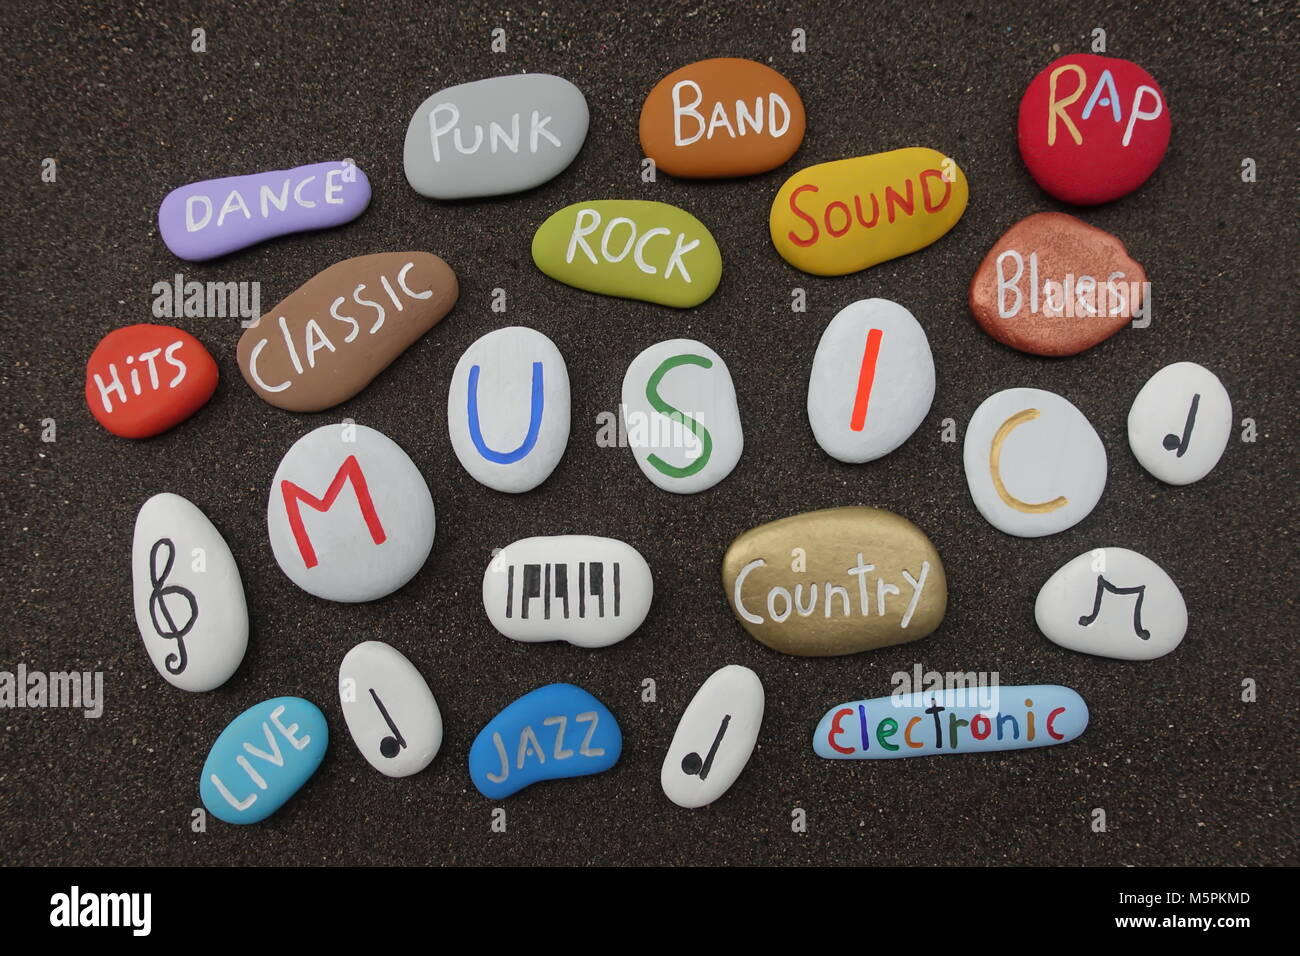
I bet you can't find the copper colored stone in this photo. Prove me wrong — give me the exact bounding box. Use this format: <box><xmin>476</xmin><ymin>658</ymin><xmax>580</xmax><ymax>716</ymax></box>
<box><xmin>238</xmin><ymin>252</ymin><xmax>457</xmax><ymax>411</ymax></box>
<box><xmin>969</xmin><ymin>212</ymin><xmax>1147</xmax><ymax>357</ymax></box>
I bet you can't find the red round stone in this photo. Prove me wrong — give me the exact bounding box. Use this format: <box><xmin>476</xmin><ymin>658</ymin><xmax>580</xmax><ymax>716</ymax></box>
<box><xmin>85</xmin><ymin>324</ymin><xmax>218</xmax><ymax>438</ymax></box>
<box><xmin>1018</xmin><ymin>53</ymin><xmax>1170</xmax><ymax>205</ymax></box>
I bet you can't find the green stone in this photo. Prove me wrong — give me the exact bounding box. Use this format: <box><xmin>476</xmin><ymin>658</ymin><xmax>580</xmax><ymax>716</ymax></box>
<box><xmin>531</xmin><ymin>200</ymin><xmax>722</xmax><ymax>308</ymax></box>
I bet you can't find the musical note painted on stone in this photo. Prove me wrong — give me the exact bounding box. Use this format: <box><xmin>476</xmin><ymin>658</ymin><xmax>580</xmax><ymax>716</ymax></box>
<box><xmin>369</xmin><ymin>688</ymin><xmax>407</xmax><ymax>758</ymax></box>
<box><xmin>681</xmin><ymin>714</ymin><xmax>731</xmax><ymax>780</ymax></box>
<box><xmin>1162</xmin><ymin>393</ymin><xmax>1200</xmax><ymax>458</ymax></box>
<box><xmin>1078</xmin><ymin>575</ymin><xmax>1151</xmax><ymax>640</ymax></box>
<box><xmin>148</xmin><ymin>538</ymin><xmax>197</xmax><ymax>675</ymax></box>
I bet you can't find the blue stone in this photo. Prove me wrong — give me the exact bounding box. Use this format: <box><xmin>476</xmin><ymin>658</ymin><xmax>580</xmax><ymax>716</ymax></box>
<box><xmin>199</xmin><ymin>696</ymin><xmax>328</xmax><ymax>824</ymax></box>
<box><xmin>469</xmin><ymin>683</ymin><xmax>621</xmax><ymax>798</ymax></box>
<box><xmin>813</xmin><ymin>684</ymin><xmax>1088</xmax><ymax>759</ymax></box>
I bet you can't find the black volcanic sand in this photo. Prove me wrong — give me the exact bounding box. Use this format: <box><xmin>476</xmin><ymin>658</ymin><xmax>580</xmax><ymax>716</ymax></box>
<box><xmin>1</xmin><ymin>1</ymin><xmax>1295</xmax><ymax>866</ymax></box>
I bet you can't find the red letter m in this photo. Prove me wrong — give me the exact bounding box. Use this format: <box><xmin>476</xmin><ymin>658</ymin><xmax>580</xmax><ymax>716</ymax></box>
<box><xmin>280</xmin><ymin>455</ymin><xmax>387</xmax><ymax>569</ymax></box>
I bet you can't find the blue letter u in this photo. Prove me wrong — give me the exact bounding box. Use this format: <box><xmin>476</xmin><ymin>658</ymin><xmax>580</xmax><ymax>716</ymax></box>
<box><xmin>468</xmin><ymin>362</ymin><xmax>544</xmax><ymax>464</ymax></box>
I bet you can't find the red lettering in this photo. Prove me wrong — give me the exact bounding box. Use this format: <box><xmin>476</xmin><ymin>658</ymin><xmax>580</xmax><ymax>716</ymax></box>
<box><xmin>1046</xmin><ymin>707</ymin><xmax>1066</xmax><ymax>740</ymax></box>
<box><xmin>970</xmin><ymin>713</ymin><xmax>991</xmax><ymax>740</ymax></box>
<box><xmin>281</xmin><ymin>455</ymin><xmax>387</xmax><ymax>569</ymax></box>
<box><xmin>825</xmin><ymin>200</ymin><xmax>852</xmax><ymax>237</ymax></box>
<box><xmin>827</xmin><ymin>707</ymin><xmax>855</xmax><ymax>755</ymax></box>
<box><xmin>787</xmin><ymin>184</ymin><xmax>821</xmax><ymax>247</ymax></box>
<box><xmin>853</xmin><ymin>192</ymin><xmax>880</xmax><ymax>228</ymax></box>
<box><xmin>884</xmin><ymin>180</ymin><xmax>915</xmax><ymax>223</ymax></box>
<box><xmin>919</xmin><ymin>168</ymin><xmax>952</xmax><ymax>213</ymax></box>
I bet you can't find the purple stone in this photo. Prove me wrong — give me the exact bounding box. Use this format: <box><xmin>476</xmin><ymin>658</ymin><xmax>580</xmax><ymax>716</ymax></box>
<box><xmin>157</xmin><ymin>160</ymin><xmax>371</xmax><ymax>261</ymax></box>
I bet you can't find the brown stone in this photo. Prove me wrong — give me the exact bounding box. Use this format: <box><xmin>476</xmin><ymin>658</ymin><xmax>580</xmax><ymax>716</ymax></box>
<box><xmin>639</xmin><ymin>58</ymin><xmax>805</xmax><ymax>179</ymax></box>
<box><xmin>968</xmin><ymin>212</ymin><xmax>1147</xmax><ymax>357</ymax></box>
<box><xmin>238</xmin><ymin>252</ymin><xmax>457</xmax><ymax>411</ymax></box>
<box><xmin>721</xmin><ymin>507</ymin><xmax>947</xmax><ymax>657</ymax></box>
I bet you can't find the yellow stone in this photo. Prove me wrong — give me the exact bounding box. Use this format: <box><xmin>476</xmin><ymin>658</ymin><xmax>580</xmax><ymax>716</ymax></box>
<box><xmin>721</xmin><ymin>506</ymin><xmax>947</xmax><ymax>656</ymax></box>
<box><xmin>768</xmin><ymin>147</ymin><xmax>969</xmax><ymax>276</ymax></box>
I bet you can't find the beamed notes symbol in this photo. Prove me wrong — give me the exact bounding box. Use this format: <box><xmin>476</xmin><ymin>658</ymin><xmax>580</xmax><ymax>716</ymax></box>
<box><xmin>1078</xmin><ymin>575</ymin><xmax>1151</xmax><ymax>640</ymax></box>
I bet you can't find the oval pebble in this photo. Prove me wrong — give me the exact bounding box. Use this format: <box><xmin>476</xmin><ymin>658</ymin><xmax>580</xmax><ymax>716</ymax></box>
<box><xmin>159</xmin><ymin>160</ymin><xmax>370</xmax><ymax>261</ymax></box>
<box><xmin>769</xmin><ymin>147</ymin><xmax>969</xmax><ymax>276</ymax></box>
<box><xmin>532</xmin><ymin>200</ymin><xmax>722</xmax><ymax>308</ymax></box>
<box><xmin>661</xmin><ymin>665</ymin><xmax>764</xmax><ymax>809</ymax></box>
<box><xmin>1127</xmin><ymin>362</ymin><xmax>1232</xmax><ymax>485</ymax></box>
<box><xmin>963</xmin><ymin>387</ymin><xmax>1107</xmax><ymax>538</ymax></box>
<box><xmin>403</xmin><ymin>74</ymin><xmax>589</xmax><ymax>200</ymax></box>
<box><xmin>1018</xmin><ymin>54</ymin><xmax>1170</xmax><ymax>205</ymax></box>
<box><xmin>237</xmin><ymin>251</ymin><xmax>458</xmax><ymax>412</ymax></box>
<box><xmin>448</xmin><ymin>326</ymin><xmax>570</xmax><ymax>493</ymax></box>
<box><xmin>807</xmin><ymin>298</ymin><xmax>935</xmax><ymax>463</ymax></box>
<box><xmin>1035</xmin><ymin>547</ymin><xmax>1187</xmax><ymax>660</ymax></box>
<box><xmin>621</xmin><ymin>338</ymin><xmax>743</xmax><ymax>494</ymax></box>
<box><xmin>968</xmin><ymin>212</ymin><xmax>1147</xmax><ymax>357</ymax></box>
<box><xmin>814</xmin><ymin>685</ymin><xmax>1088</xmax><ymax>759</ymax></box>
<box><xmin>199</xmin><ymin>696</ymin><xmax>328</xmax><ymax>824</ymax></box>
<box><xmin>468</xmin><ymin>684</ymin><xmax>621</xmax><ymax>799</ymax></box>
<box><xmin>483</xmin><ymin>535</ymin><xmax>653</xmax><ymax>649</ymax></box>
<box><xmin>638</xmin><ymin>57</ymin><xmax>805</xmax><ymax>178</ymax></box>
<box><xmin>132</xmin><ymin>493</ymin><xmax>248</xmax><ymax>692</ymax></box>
<box><xmin>339</xmin><ymin>641</ymin><xmax>443</xmax><ymax>777</ymax></box>
<box><xmin>85</xmin><ymin>324</ymin><xmax>218</xmax><ymax>439</ymax></box>
<box><xmin>267</xmin><ymin>423</ymin><xmax>434</xmax><ymax>603</ymax></box>
<box><xmin>721</xmin><ymin>506</ymin><xmax>947</xmax><ymax>657</ymax></box>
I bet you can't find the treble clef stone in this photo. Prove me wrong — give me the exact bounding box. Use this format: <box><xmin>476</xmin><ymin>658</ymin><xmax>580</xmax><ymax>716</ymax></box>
<box><xmin>148</xmin><ymin>537</ymin><xmax>197</xmax><ymax>675</ymax></box>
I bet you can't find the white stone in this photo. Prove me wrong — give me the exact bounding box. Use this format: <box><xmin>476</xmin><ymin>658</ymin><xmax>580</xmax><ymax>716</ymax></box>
<box><xmin>621</xmin><ymin>338</ymin><xmax>742</xmax><ymax>494</ymax></box>
<box><xmin>339</xmin><ymin>641</ymin><xmax>443</xmax><ymax>777</ymax></box>
<box><xmin>268</xmin><ymin>423</ymin><xmax>435</xmax><ymax>603</ymax></box>
<box><xmin>132</xmin><ymin>493</ymin><xmax>248</xmax><ymax>692</ymax></box>
<box><xmin>1035</xmin><ymin>548</ymin><xmax>1187</xmax><ymax>660</ymax></box>
<box><xmin>661</xmin><ymin>665</ymin><xmax>764</xmax><ymax>809</ymax></box>
<box><xmin>1128</xmin><ymin>361</ymin><xmax>1232</xmax><ymax>485</ymax></box>
<box><xmin>447</xmin><ymin>326</ymin><xmax>570</xmax><ymax>493</ymax></box>
<box><xmin>807</xmin><ymin>298</ymin><xmax>935</xmax><ymax>463</ymax></box>
<box><xmin>963</xmin><ymin>387</ymin><xmax>1107</xmax><ymax>537</ymax></box>
<box><xmin>483</xmin><ymin>535</ymin><xmax>653</xmax><ymax>648</ymax></box>
<box><xmin>403</xmin><ymin>74</ymin><xmax>590</xmax><ymax>200</ymax></box>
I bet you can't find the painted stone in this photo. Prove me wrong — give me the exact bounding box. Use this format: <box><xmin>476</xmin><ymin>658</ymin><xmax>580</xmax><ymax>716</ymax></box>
<box><xmin>621</xmin><ymin>339</ymin><xmax>742</xmax><ymax>494</ymax></box>
<box><xmin>807</xmin><ymin>299</ymin><xmax>934</xmax><ymax>463</ymax></box>
<box><xmin>159</xmin><ymin>160</ymin><xmax>370</xmax><ymax>261</ymax></box>
<box><xmin>132</xmin><ymin>493</ymin><xmax>247</xmax><ymax>692</ymax></box>
<box><xmin>1128</xmin><ymin>362</ymin><xmax>1232</xmax><ymax>485</ymax></box>
<box><xmin>721</xmin><ymin>506</ymin><xmax>947</xmax><ymax>657</ymax></box>
<box><xmin>403</xmin><ymin>74</ymin><xmax>589</xmax><ymax>199</ymax></box>
<box><xmin>963</xmin><ymin>388</ymin><xmax>1106</xmax><ymax>538</ymax></box>
<box><xmin>237</xmin><ymin>252</ymin><xmax>458</xmax><ymax>412</ymax></box>
<box><xmin>769</xmin><ymin>147</ymin><xmax>968</xmax><ymax>276</ymax></box>
<box><xmin>968</xmin><ymin>212</ymin><xmax>1147</xmax><ymax>356</ymax></box>
<box><xmin>483</xmin><ymin>535</ymin><xmax>653</xmax><ymax>649</ymax></box>
<box><xmin>531</xmin><ymin>200</ymin><xmax>722</xmax><ymax>308</ymax></box>
<box><xmin>468</xmin><ymin>684</ymin><xmax>621</xmax><ymax>799</ymax></box>
<box><xmin>267</xmin><ymin>423</ymin><xmax>434</xmax><ymax>603</ymax></box>
<box><xmin>85</xmin><ymin>325</ymin><xmax>217</xmax><ymax>438</ymax></box>
<box><xmin>339</xmin><ymin>641</ymin><xmax>442</xmax><ymax>777</ymax></box>
<box><xmin>1018</xmin><ymin>54</ymin><xmax>1170</xmax><ymax>205</ymax></box>
<box><xmin>447</xmin><ymin>327</ymin><xmax>570</xmax><ymax>493</ymax></box>
<box><xmin>199</xmin><ymin>696</ymin><xmax>328</xmax><ymax>824</ymax></box>
<box><xmin>814</xmin><ymin>685</ymin><xmax>1088</xmax><ymax>759</ymax></box>
<box><xmin>661</xmin><ymin>665</ymin><xmax>764</xmax><ymax>809</ymax></box>
<box><xmin>1035</xmin><ymin>548</ymin><xmax>1187</xmax><ymax>661</ymax></box>
<box><xmin>638</xmin><ymin>58</ymin><xmax>805</xmax><ymax>178</ymax></box>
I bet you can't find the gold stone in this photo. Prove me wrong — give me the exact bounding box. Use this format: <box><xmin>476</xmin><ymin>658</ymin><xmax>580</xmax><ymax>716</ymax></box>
<box><xmin>721</xmin><ymin>506</ymin><xmax>947</xmax><ymax>656</ymax></box>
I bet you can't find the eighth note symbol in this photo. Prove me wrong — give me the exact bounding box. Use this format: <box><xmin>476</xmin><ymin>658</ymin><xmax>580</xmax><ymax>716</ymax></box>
<box><xmin>682</xmin><ymin>714</ymin><xmax>731</xmax><ymax>780</ymax></box>
<box><xmin>369</xmin><ymin>688</ymin><xmax>407</xmax><ymax>758</ymax></box>
<box><xmin>1162</xmin><ymin>393</ymin><xmax>1200</xmax><ymax>458</ymax></box>
<box><xmin>1079</xmin><ymin>575</ymin><xmax>1151</xmax><ymax>640</ymax></box>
